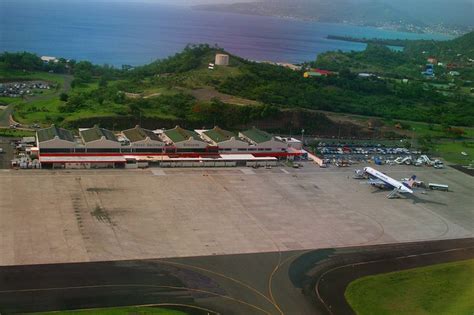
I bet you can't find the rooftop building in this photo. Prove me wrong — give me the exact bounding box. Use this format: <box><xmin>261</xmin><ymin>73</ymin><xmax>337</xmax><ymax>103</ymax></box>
<box><xmin>36</xmin><ymin>125</ymin><xmax>76</xmax><ymax>150</ymax></box>
<box><xmin>40</xmin><ymin>56</ymin><xmax>58</xmax><ymax>63</ymax></box>
<box><xmin>79</xmin><ymin>125</ymin><xmax>120</xmax><ymax>149</ymax></box>
<box><xmin>239</xmin><ymin>127</ymin><xmax>273</xmax><ymax>144</ymax></box>
<box><xmin>122</xmin><ymin>125</ymin><xmax>164</xmax><ymax>150</ymax></box>
<box><xmin>80</xmin><ymin>125</ymin><xmax>117</xmax><ymax>143</ymax></box>
<box><xmin>202</xmin><ymin>126</ymin><xmax>235</xmax><ymax>144</ymax></box>
<box><xmin>201</xmin><ymin>126</ymin><xmax>249</xmax><ymax>151</ymax></box>
<box><xmin>163</xmin><ymin>126</ymin><xmax>201</xmax><ymax>143</ymax></box>
<box><xmin>304</xmin><ymin>69</ymin><xmax>335</xmax><ymax>78</ymax></box>
<box><xmin>162</xmin><ymin>126</ymin><xmax>207</xmax><ymax>150</ymax></box>
<box><xmin>122</xmin><ymin>125</ymin><xmax>161</xmax><ymax>143</ymax></box>
<box><xmin>37</xmin><ymin>125</ymin><xmax>74</xmax><ymax>143</ymax></box>
<box><xmin>239</xmin><ymin>127</ymin><xmax>287</xmax><ymax>152</ymax></box>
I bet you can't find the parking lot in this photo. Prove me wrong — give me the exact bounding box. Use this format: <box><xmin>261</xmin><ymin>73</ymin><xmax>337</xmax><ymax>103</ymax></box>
<box><xmin>0</xmin><ymin>164</ymin><xmax>472</xmax><ymax>266</ymax></box>
<box><xmin>314</xmin><ymin>142</ymin><xmax>444</xmax><ymax>167</ymax></box>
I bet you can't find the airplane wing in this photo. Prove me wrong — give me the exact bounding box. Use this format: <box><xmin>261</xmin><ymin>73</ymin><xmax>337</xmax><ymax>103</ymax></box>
<box><xmin>368</xmin><ymin>178</ymin><xmax>390</xmax><ymax>186</ymax></box>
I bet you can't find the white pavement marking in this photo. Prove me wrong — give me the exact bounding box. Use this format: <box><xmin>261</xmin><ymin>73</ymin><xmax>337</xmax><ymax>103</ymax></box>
<box><xmin>240</xmin><ymin>169</ymin><xmax>255</xmax><ymax>175</ymax></box>
<box><xmin>151</xmin><ymin>169</ymin><xmax>166</xmax><ymax>176</ymax></box>
<box><xmin>280</xmin><ymin>169</ymin><xmax>290</xmax><ymax>174</ymax></box>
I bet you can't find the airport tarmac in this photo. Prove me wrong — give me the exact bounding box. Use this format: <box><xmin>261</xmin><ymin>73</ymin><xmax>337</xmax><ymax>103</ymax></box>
<box><xmin>0</xmin><ymin>164</ymin><xmax>472</xmax><ymax>266</ymax></box>
<box><xmin>0</xmin><ymin>137</ymin><xmax>14</xmax><ymax>169</ymax></box>
<box><xmin>1</xmin><ymin>238</ymin><xmax>472</xmax><ymax>314</ymax></box>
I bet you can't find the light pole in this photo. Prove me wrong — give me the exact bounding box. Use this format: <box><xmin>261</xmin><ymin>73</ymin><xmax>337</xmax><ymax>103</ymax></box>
<box><xmin>301</xmin><ymin>129</ymin><xmax>305</xmax><ymax>146</ymax></box>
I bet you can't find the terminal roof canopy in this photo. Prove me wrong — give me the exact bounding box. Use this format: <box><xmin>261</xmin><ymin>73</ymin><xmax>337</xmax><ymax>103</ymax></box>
<box><xmin>80</xmin><ymin>125</ymin><xmax>118</xmax><ymax>143</ymax></box>
<box><xmin>37</xmin><ymin>125</ymin><xmax>74</xmax><ymax>143</ymax></box>
<box><xmin>203</xmin><ymin>126</ymin><xmax>236</xmax><ymax>143</ymax></box>
<box><xmin>241</xmin><ymin>127</ymin><xmax>273</xmax><ymax>144</ymax></box>
<box><xmin>122</xmin><ymin>125</ymin><xmax>161</xmax><ymax>142</ymax></box>
<box><xmin>164</xmin><ymin>126</ymin><xmax>203</xmax><ymax>143</ymax></box>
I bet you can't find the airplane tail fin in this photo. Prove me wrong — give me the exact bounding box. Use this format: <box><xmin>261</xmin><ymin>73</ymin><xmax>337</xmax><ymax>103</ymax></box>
<box><xmin>407</xmin><ymin>175</ymin><xmax>417</xmax><ymax>188</ymax></box>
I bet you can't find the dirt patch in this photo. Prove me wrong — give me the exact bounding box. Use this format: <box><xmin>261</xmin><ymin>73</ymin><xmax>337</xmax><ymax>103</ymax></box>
<box><xmin>189</xmin><ymin>87</ymin><xmax>259</xmax><ymax>106</ymax></box>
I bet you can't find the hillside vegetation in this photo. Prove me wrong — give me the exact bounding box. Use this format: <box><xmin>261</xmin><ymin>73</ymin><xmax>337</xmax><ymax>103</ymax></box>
<box><xmin>1</xmin><ymin>34</ymin><xmax>474</xmax><ymax>134</ymax></box>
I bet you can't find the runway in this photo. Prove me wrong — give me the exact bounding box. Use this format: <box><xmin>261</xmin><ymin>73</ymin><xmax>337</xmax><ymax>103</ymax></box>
<box><xmin>1</xmin><ymin>238</ymin><xmax>473</xmax><ymax>314</ymax></box>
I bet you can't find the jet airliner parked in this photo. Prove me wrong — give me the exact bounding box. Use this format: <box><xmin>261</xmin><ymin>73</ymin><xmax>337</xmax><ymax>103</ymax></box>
<box><xmin>362</xmin><ymin>167</ymin><xmax>417</xmax><ymax>198</ymax></box>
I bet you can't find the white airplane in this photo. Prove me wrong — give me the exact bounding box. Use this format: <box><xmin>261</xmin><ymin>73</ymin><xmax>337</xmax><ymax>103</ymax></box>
<box><xmin>363</xmin><ymin>167</ymin><xmax>417</xmax><ymax>199</ymax></box>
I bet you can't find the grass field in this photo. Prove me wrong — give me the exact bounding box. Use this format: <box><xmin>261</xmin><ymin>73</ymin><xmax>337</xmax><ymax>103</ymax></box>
<box><xmin>0</xmin><ymin>65</ymin><xmax>65</xmax><ymax>86</ymax></box>
<box><xmin>31</xmin><ymin>306</ymin><xmax>188</xmax><ymax>315</ymax></box>
<box><xmin>0</xmin><ymin>128</ymin><xmax>35</xmax><ymax>137</ymax></box>
<box><xmin>345</xmin><ymin>259</ymin><xmax>474</xmax><ymax>315</ymax></box>
<box><xmin>433</xmin><ymin>141</ymin><xmax>474</xmax><ymax>165</ymax></box>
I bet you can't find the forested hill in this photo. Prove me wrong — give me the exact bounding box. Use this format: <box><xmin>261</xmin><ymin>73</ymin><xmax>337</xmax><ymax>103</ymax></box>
<box><xmin>400</xmin><ymin>31</ymin><xmax>474</xmax><ymax>59</ymax></box>
<box><xmin>2</xmin><ymin>38</ymin><xmax>474</xmax><ymax>128</ymax></box>
<box><xmin>327</xmin><ymin>31</ymin><xmax>474</xmax><ymax>60</ymax></box>
<box><xmin>450</xmin><ymin>31</ymin><xmax>474</xmax><ymax>51</ymax></box>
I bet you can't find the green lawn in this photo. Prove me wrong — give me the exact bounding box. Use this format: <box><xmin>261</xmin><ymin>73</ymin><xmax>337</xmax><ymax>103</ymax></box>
<box><xmin>174</xmin><ymin>66</ymin><xmax>242</xmax><ymax>89</ymax></box>
<box><xmin>433</xmin><ymin>141</ymin><xmax>474</xmax><ymax>165</ymax></box>
<box><xmin>410</xmin><ymin>121</ymin><xmax>474</xmax><ymax>139</ymax></box>
<box><xmin>0</xmin><ymin>96</ymin><xmax>25</xmax><ymax>106</ymax></box>
<box><xmin>345</xmin><ymin>259</ymin><xmax>474</xmax><ymax>315</ymax></box>
<box><xmin>0</xmin><ymin>66</ymin><xmax>65</xmax><ymax>86</ymax></box>
<box><xmin>0</xmin><ymin>128</ymin><xmax>35</xmax><ymax>137</ymax></box>
<box><xmin>30</xmin><ymin>306</ymin><xmax>188</xmax><ymax>315</ymax></box>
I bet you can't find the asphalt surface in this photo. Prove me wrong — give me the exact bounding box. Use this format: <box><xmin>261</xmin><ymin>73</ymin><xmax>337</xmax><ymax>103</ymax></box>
<box><xmin>0</xmin><ymin>105</ymin><xmax>14</xmax><ymax>128</ymax></box>
<box><xmin>0</xmin><ymin>137</ymin><xmax>16</xmax><ymax>169</ymax></box>
<box><xmin>1</xmin><ymin>238</ymin><xmax>473</xmax><ymax>314</ymax></box>
<box><xmin>311</xmin><ymin>238</ymin><xmax>474</xmax><ymax>314</ymax></box>
<box><xmin>451</xmin><ymin>164</ymin><xmax>474</xmax><ymax>177</ymax></box>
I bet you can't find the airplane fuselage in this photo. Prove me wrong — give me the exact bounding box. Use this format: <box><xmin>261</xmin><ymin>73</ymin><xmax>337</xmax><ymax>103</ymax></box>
<box><xmin>364</xmin><ymin>167</ymin><xmax>414</xmax><ymax>194</ymax></box>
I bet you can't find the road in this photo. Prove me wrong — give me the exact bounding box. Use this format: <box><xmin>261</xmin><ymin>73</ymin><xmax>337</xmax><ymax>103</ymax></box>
<box><xmin>1</xmin><ymin>238</ymin><xmax>472</xmax><ymax>314</ymax></box>
<box><xmin>0</xmin><ymin>137</ymin><xmax>16</xmax><ymax>169</ymax></box>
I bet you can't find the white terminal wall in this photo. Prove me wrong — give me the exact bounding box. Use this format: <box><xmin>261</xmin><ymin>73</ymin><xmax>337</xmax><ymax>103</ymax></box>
<box><xmin>129</xmin><ymin>138</ymin><xmax>165</xmax><ymax>149</ymax></box>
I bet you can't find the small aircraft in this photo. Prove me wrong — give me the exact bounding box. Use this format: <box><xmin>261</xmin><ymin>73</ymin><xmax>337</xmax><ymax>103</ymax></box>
<box><xmin>360</xmin><ymin>167</ymin><xmax>417</xmax><ymax>199</ymax></box>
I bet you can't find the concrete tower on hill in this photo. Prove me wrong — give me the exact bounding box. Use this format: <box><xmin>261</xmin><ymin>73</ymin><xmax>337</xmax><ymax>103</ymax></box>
<box><xmin>215</xmin><ymin>54</ymin><xmax>229</xmax><ymax>66</ymax></box>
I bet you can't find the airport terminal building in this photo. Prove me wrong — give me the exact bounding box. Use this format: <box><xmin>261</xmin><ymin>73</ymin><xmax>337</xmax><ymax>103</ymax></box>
<box><xmin>35</xmin><ymin>125</ymin><xmax>302</xmax><ymax>169</ymax></box>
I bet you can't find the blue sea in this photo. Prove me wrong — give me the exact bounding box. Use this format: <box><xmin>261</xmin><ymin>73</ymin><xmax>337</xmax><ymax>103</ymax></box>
<box><xmin>0</xmin><ymin>0</ymin><xmax>453</xmax><ymax>67</ymax></box>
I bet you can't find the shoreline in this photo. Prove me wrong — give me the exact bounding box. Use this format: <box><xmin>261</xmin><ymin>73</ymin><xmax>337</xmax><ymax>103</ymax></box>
<box><xmin>192</xmin><ymin>7</ymin><xmax>465</xmax><ymax>38</ymax></box>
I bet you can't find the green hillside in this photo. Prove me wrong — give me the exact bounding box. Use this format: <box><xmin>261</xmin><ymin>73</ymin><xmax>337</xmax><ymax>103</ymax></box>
<box><xmin>1</xmin><ymin>35</ymin><xmax>474</xmax><ymax>133</ymax></box>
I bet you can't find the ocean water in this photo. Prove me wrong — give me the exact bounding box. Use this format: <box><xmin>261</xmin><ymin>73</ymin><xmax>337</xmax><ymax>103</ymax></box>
<box><xmin>0</xmin><ymin>0</ymin><xmax>452</xmax><ymax>67</ymax></box>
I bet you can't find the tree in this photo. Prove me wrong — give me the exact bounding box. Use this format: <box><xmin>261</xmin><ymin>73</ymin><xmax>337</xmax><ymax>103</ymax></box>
<box><xmin>129</xmin><ymin>102</ymin><xmax>142</xmax><ymax>117</ymax></box>
<box><xmin>59</xmin><ymin>93</ymin><xmax>69</xmax><ymax>102</ymax></box>
<box><xmin>0</xmin><ymin>52</ymin><xmax>43</xmax><ymax>71</ymax></box>
<box><xmin>98</xmin><ymin>76</ymin><xmax>108</xmax><ymax>88</ymax></box>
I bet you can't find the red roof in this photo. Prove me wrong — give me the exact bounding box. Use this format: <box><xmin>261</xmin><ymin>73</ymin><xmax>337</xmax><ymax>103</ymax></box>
<box><xmin>312</xmin><ymin>69</ymin><xmax>334</xmax><ymax>75</ymax></box>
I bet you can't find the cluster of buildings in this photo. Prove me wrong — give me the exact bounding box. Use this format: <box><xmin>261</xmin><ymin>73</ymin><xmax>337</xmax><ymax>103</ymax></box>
<box><xmin>34</xmin><ymin>125</ymin><xmax>303</xmax><ymax>169</ymax></box>
<box><xmin>423</xmin><ymin>55</ymin><xmax>471</xmax><ymax>79</ymax></box>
